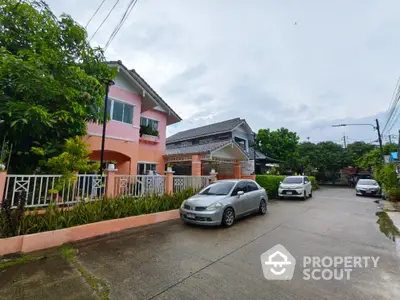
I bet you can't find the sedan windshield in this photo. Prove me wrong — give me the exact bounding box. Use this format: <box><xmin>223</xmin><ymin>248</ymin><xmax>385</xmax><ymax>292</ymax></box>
<box><xmin>200</xmin><ymin>182</ymin><xmax>235</xmax><ymax>195</ymax></box>
<box><xmin>283</xmin><ymin>177</ymin><xmax>303</xmax><ymax>184</ymax></box>
<box><xmin>358</xmin><ymin>179</ymin><xmax>377</xmax><ymax>186</ymax></box>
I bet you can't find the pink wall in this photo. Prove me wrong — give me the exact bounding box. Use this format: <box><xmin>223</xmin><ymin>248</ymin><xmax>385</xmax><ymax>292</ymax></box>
<box><xmin>86</xmin><ymin>72</ymin><xmax>170</xmax><ymax>174</ymax></box>
<box><xmin>140</xmin><ymin>109</ymin><xmax>167</xmax><ymax>152</ymax></box>
<box><xmin>87</xmin><ymin>85</ymin><xmax>142</xmax><ymax>141</ymax></box>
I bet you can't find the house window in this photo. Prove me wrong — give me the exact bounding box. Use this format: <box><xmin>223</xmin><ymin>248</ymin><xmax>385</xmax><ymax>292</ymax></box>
<box><xmin>234</xmin><ymin>136</ymin><xmax>247</xmax><ymax>151</ymax></box>
<box><xmin>140</xmin><ymin>117</ymin><xmax>159</xmax><ymax>131</ymax></box>
<box><xmin>137</xmin><ymin>163</ymin><xmax>157</xmax><ymax>175</ymax></box>
<box><xmin>107</xmin><ymin>99</ymin><xmax>133</xmax><ymax>124</ymax></box>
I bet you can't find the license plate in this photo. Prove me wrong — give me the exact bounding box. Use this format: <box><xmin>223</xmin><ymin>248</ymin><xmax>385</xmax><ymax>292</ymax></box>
<box><xmin>186</xmin><ymin>213</ymin><xmax>196</xmax><ymax>219</ymax></box>
<box><xmin>286</xmin><ymin>191</ymin><xmax>292</xmax><ymax>195</ymax></box>
<box><xmin>366</xmin><ymin>190</ymin><xmax>371</xmax><ymax>194</ymax></box>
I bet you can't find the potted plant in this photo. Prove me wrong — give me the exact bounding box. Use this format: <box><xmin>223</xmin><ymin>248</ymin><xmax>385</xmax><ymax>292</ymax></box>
<box><xmin>167</xmin><ymin>163</ymin><xmax>173</xmax><ymax>172</ymax></box>
<box><xmin>107</xmin><ymin>160</ymin><xmax>117</xmax><ymax>170</ymax></box>
<box><xmin>0</xmin><ymin>160</ymin><xmax>6</xmax><ymax>172</ymax></box>
<box><xmin>140</xmin><ymin>125</ymin><xmax>159</xmax><ymax>137</ymax></box>
<box><xmin>210</xmin><ymin>161</ymin><xmax>218</xmax><ymax>174</ymax></box>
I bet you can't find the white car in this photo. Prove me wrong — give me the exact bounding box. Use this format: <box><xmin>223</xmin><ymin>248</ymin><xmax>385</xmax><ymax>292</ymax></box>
<box><xmin>356</xmin><ymin>179</ymin><xmax>381</xmax><ymax>197</ymax></box>
<box><xmin>278</xmin><ymin>176</ymin><xmax>313</xmax><ymax>200</ymax></box>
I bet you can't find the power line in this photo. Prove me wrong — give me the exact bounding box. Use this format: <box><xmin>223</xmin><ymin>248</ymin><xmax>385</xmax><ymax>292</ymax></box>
<box><xmin>382</xmin><ymin>77</ymin><xmax>399</xmax><ymax>134</ymax></box>
<box><xmin>104</xmin><ymin>0</ymin><xmax>138</xmax><ymax>50</ymax></box>
<box><xmin>382</xmin><ymin>76</ymin><xmax>400</xmax><ymax>135</ymax></box>
<box><xmin>85</xmin><ymin>0</ymin><xmax>107</xmax><ymax>29</ymax></box>
<box><xmin>104</xmin><ymin>0</ymin><xmax>139</xmax><ymax>50</ymax></box>
<box><xmin>386</xmin><ymin>111</ymin><xmax>400</xmax><ymax>134</ymax></box>
<box><xmin>89</xmin><ymin>0</ymin><xmax>121</xmax><ymax>42</ymax></box>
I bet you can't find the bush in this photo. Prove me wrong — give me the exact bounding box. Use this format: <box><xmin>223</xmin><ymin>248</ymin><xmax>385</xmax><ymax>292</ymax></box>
<box><xmin>388</xmin><ymin>188</ymin><xmax>400</xmax><ymax>202</ymax></box>
<box><xmin>0</xmin><ymin>189</ymin><xmax>197</xmax><ymax>238</ymax></box>
<box><xmin>309</xmin><ymin>176</ymin><xmax>318</xmax><ymax>190</ymax></box>
<box><xmin>374</xmin><ymin>163</ymin><xmax>398</xmax><ymax>195</ymax></box>
<box><xmin>256</xmin><ymin>175</ymin><xmax>285</xmax><ymax>198</ymax></box>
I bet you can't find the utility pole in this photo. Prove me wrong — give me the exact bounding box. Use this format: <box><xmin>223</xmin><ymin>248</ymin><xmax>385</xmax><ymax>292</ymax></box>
<box><xmin>375</xmin><ymin>119</ymin><xmax>385</xmax><ymax>163</ymax></box>
<box><xmin>343</xmin><ymin>133</ymin><xmax>347</xmax><ymax>149</ymax></box>
<box><xmin>99</xmin><ymin>79</ymin><xmax>115</xmax><ymax>175</ymax></box>
<box><xmin>389</xmin><ymin>134</ymin><xmax>392</xmax><ymax>144</ymax></box>
<box><xmin>397</xmin><ymin>130</ymin><xmax>400</xmax><ymax>162</ymax></box>
<box><xmin>307</xmin><ymin>137</ymin><xmax>310</xmax><ymax>142</ymax></box>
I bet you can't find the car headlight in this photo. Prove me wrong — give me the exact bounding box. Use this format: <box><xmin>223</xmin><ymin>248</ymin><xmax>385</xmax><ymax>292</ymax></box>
<box><xmin>180</xmin><ymin>201</ymin><xmax>186</xmax><ymax>208</ymax></box>
<box><xmin>206</xmin><ymin>202</ymin><xmax>223</xmax><ymax>211</ymax></box>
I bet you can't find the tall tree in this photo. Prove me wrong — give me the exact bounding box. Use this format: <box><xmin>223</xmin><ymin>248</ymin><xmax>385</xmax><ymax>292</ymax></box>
<box><xmin>297</xmin><ymin>142</ymin><xmax>319</xmax><ymax>174</ymax></box>
<box><xmin>314</xmin><ymin>141</ymin><xmax>352</xmax><ymax>183</ymax></box>
<box><xmin>355</xmin><ymin>143</ymin><xmax>398</xmax><ymax>168</ymax></box>
<box><xmin>347</xmin><ymin>141</ymin><xmax>375</xmax><ymax>164</ymax></box>
<box><xmin>356</xmin><ymin>148</ymin><xmax>382</xmax><ymax>168</ymax></box>
<box><xmin>0</xmin><ymin>0</ymin><xmax>116</xmax><ymax>173</ymax></box>
<box><xmin>383</xmin><ymin>143</ymin><xmax>398</xmax><ymax>155</ymax></box>
<box><xmin>256</xmin><ymin>128</ymin><xmax>299</xmax><ymax>169</ymax></box>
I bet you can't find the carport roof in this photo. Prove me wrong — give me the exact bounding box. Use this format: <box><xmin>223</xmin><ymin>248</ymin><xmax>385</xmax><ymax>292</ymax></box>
<box><xmin>165</xmin><ymin>139</ymin><xmax>249</xmax><ymax>158</ymax></box>
<box><xmin>166</xmin><ymin>140</ymin><xmax>233</xmax><ymax>156</ymax></box>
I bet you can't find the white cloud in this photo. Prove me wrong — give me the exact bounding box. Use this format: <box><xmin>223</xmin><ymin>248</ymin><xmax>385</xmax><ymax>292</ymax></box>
<box><xmin>46</xmin><ymin>0</ymin><xmax>400</xmax><ymax>142</ymax></box>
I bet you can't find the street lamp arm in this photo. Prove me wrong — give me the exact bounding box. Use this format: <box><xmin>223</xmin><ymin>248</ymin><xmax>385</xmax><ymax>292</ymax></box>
<box><xmin>332</xmin><ymin>119</ymin><xmax>384</xmax><ymax>163</ymax></box>
<box><xmin>331</xmin><ymin>123</ymin><xmax>376</xmax><ymax>130</ymax></box>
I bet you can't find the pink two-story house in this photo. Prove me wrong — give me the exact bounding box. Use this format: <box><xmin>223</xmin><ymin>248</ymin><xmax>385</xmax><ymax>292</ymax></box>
<box><xmin>85</xmin><ymin>60</ymin><xmax>181</xmax><ymax>175</ymax></box>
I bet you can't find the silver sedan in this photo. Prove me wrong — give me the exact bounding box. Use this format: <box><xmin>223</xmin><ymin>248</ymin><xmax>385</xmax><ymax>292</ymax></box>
<box><xmin>356</xmin><ymin>179</ymin><xmax>381</xmax><ymax>197</ymax></box>
<box><xmin>179</xmin><ymin>179</ymin><xmax>268</xmax><ymax>227</ymax></box>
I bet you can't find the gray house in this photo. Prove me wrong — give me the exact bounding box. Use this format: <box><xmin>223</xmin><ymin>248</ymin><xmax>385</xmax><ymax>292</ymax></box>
<box><xmin>165</xmin><ymin>118</ymin><xmax>277</xmax><ymax>177</ymax></box>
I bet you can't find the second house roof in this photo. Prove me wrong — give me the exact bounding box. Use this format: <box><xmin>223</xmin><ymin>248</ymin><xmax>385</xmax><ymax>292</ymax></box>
<box><xmin>166</xmin><ymin>118</ymin><xmax>247</xmax><ymax>144</ymax></box>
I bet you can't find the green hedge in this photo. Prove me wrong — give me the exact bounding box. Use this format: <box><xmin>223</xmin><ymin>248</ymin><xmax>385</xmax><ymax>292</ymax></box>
<box><xmin>256</xmin><ymin>175</ymin><xmax>318</xmax><ymax>198</ymax></box>
<box><xmin>0</xmin><ymin>189</ymin><xmax>197</xmax><ymax>238</ymax></box>
<box><xmin>256</xmin><ymin>175</ymin><xmax>285</xmax><ymax>198</ymax></box>
<box><xmin>309</xmin><ymin>176</ymin><xmax>318</xmax><ymax>191</ymax></box>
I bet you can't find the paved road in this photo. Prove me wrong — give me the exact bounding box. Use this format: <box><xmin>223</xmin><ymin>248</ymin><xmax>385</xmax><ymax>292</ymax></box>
<box><xmin>1</xmin><ymin>187</ymin><xmax>399</xmax><ymax>299</ymax></box>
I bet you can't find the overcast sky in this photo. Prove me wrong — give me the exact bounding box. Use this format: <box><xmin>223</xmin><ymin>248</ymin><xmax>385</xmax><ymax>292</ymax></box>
<box><xmin>46</xmin><ymin>0</ymin><xmax>400</xmax><ymax>145</ymax></box>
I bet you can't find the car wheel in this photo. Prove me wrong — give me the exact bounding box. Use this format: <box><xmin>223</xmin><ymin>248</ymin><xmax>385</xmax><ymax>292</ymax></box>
<box><xmin>259</xmin><ymin>199</ymin><xmax>267</xmax><ymax>215</ymax></box>
<box><xmin>222</xmin><ymin>208</ymin><xmax>235</xmax><ymax>227</ymax></box>
<box><xmin>279</xmin><ymin>196</ymin><xmax>284</xmax><ymax>200</ymax></box>
<box><xmin>303</xmin><ymin>191</ymin><xmax>307</xmax><ymax>200</ymax></box>
<box><xmin>309</xmin><ymin>190</ymin><xmax>313</xmax><ymax>198</ymax></box>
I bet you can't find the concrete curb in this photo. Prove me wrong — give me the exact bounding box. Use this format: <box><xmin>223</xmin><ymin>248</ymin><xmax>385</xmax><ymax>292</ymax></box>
<box><xmin>0</xmin><ymin>209</ymin><xmax>180</xmax><ymax>256</ymax></box>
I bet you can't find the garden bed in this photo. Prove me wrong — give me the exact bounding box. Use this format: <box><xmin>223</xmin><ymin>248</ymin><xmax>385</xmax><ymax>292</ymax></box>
<box><xmin>1</xmin><ymin>189</ymin><xmax>195</xmax><ymax>237</ymax></box>
<box><xmin>0</xmin><ymin>209</ymin><xmax>180</xmax><ymax>255</ymax></box>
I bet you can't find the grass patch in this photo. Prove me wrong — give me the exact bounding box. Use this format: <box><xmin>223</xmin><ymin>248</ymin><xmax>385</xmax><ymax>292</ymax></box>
<box><xmin>0</xmin><ymin>254</ymin><xmax>42</xmax><ymax>270</ymax></box>
<box><xmin>60</xmin><ymin>245</ymin><xmax>109</xmax><ymax>300</ymax></box>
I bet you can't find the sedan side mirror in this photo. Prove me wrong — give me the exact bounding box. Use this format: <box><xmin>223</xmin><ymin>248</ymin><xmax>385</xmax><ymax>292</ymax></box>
<box><xmin>237</xmin><ymin>191</ymin><xmax>244</xmax><ymax>197</ymax></box>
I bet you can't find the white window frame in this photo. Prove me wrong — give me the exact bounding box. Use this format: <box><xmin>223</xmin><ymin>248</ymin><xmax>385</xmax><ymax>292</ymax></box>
<box><xmin>140</xmin><ymin>116</ymin><xmax>159</xmax><ymax>131</ymax></box>
<box><xmin>233</xmin><ymin>136</ymin><xmax>248</xmax><ymax>151</ymax></box>
<box><xmin>107</xmin><ymin>98</ymin><xmax>135</xmax><ymax>125</ymax></box>
<box><xmin>137</xmin><ymin>162</ymin><xmax>158</xmax><ymax>175</ymax></box>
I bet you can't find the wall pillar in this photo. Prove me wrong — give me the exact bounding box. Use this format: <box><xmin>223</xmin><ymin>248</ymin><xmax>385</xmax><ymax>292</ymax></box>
<box><xmin>105</xmin><ymin>169</ymin><xmax>117</xmax><ymax>198</ymax></box>
<box><xmin>191</xmin><ymin>154</ymin><xmax>202</xmax><ymax>176</ymax></box>
<box><xmin>234</xmin><ymin>161</ymin><xmax>241</xmax><ymax>179</ymax></box>
<box><xmin>165</xmin><ymin>170</ymin><xmax>174</xmax><ymax>195</ymax></box>
<box><xmin>0</xmin><ymin>171</ymin><xmax>7</xmax><ymax>205</ymax></box>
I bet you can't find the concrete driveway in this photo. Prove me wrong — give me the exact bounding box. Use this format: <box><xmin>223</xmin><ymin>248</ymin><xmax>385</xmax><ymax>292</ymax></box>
<box><xmin>1</xmin><ymin>187</ymin><xmax>399</xmax><ymax>299</ymax></box>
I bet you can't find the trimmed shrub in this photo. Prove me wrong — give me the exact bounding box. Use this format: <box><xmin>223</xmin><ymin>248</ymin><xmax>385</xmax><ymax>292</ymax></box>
<box><xmin>256</xmin><ymin>175</ymin><xmax>285</xmax><ymax>198</ymax></box>
<box><xmin>309</xmin><ymin>176</ymin><xmax>318</xmax><ymax>190</ymax></box>
<box><xmin>0</xmin><ymin>189</ymin><xmax>197</xmax><ymax>238</ymax></box>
